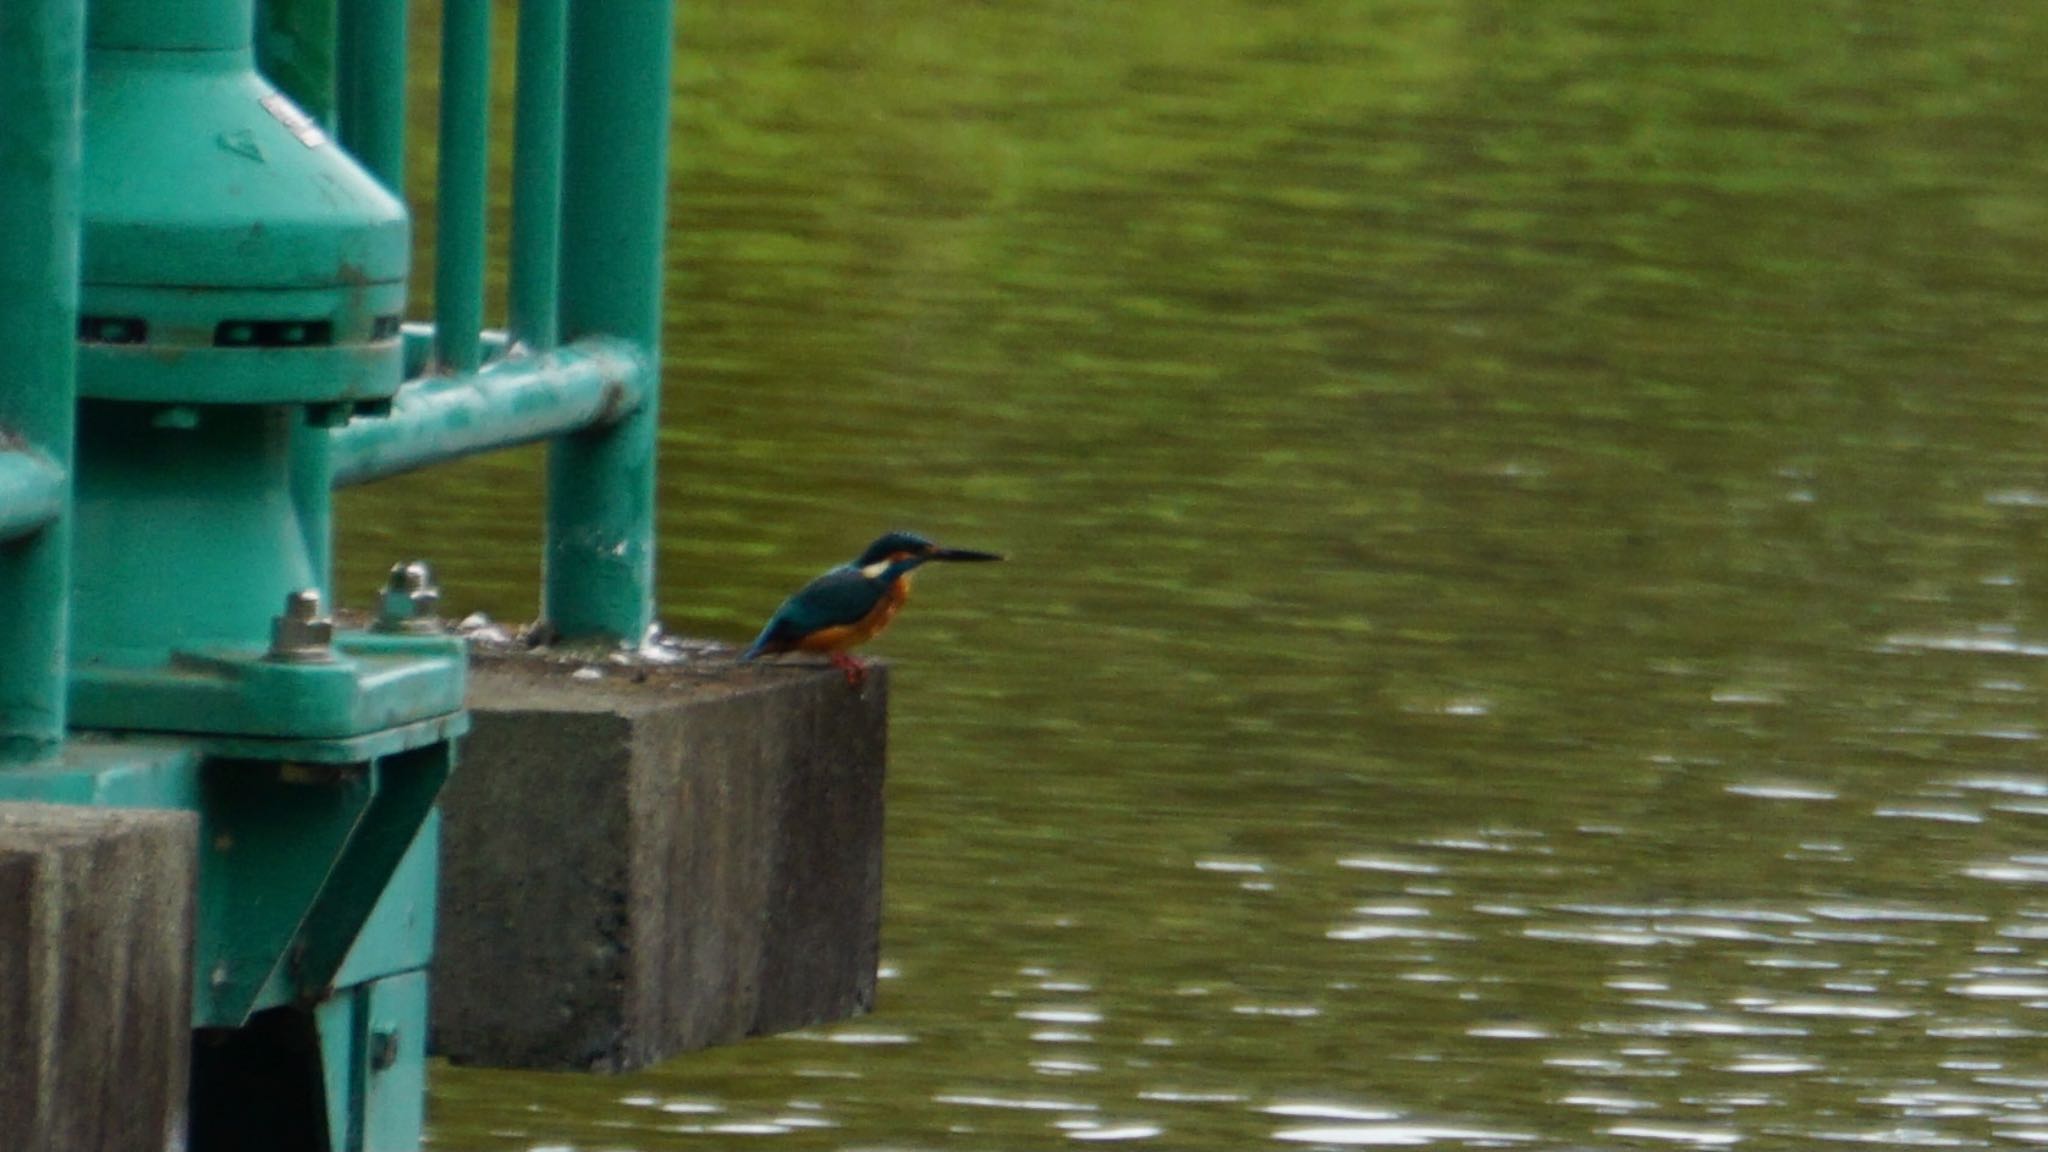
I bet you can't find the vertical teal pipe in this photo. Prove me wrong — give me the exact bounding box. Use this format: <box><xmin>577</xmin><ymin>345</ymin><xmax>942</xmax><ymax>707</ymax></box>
<box><xmin>0</xmin><ymin>0</ymin><xmax>83</xmax><ymax>755</ymax></box>
<box><xmin>434</xmin><ymin>0</ymin><xmax>490</xmax><ymax>374</ymax></box>
<box><xmin>325</xmin><ymin>0</ymin><xmax>409</xmax><ymax>599</ymax></box>
<box><xmin>337</xmin><ymin>0</ymin><xmax>408</xmax><ymax>192</ymax></box>
<box><xmin>258</xmin><ymin>0</ymin><xmax>343</xmax><ymax>596</ymax></box>
<box><xmin>509</xmin><ymin>0</ymin><xmax>566</xmax><ymax>353</ymax></box>
<box><xmin>547</xmin><ymin>0</ymin><xmax>675</xmax><ymax>643</ymax></box>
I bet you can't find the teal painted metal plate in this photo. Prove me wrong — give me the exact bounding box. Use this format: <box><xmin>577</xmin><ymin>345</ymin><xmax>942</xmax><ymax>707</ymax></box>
<box><xmin>190</xmin><ymin>712</ymin><xmax>467</xmax><ymax>767</ymax></box>
<box><xmin>362</xmin><ymin>972</ymin><xmax>430</xmax><ymax>1152</ymax></box>
<box><xmin>334</xmin><ymin>810</ymin><xmax>439</xmax><ymax>989</ymax></box>
<box><xmin>0</xmin><ymin>735</ymin><xmax>205</xmax><ymax>806</ymax></box>
<box><xmin>78</xmin><ymin>281</ymin><xmax>405</xmax><ymax>404</ymax></box>
<box><xmin>316</xmin><ymin>970</ymin><xmax>431</xmax><ymax>1152</ymax></box>
<box><xmin>215</xmin><ymin>742</ymin><xmax>449</xmax><ymax>1024</ymax></box>
<box><xmin>70</xmin><ymin>631</ymin><xmax>466</xmax><ymax>744</ymax></box>
<box><xmin>80</xmin><ymin>340</ymin><xmax>405</xmax><ymax>405</ymax></box>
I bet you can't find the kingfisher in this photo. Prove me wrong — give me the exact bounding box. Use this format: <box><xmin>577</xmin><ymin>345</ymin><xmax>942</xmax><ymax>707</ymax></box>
<box><xmin>739</xmin><ymin>530</ymin><xmax>1004</xmax><ymax>685</ymax></box>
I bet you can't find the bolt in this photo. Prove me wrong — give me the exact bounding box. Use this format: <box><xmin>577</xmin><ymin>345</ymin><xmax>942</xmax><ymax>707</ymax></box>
<box><xmin>374</xmin><ymin>561</ymin><xmax>443</xmax><ymax>634</ymax></box>
<box><xmin>268</xmin><ymin>588</ymin><xmax>335</xmax><ymax>663</ymax></box>
<box><xmin>369</xmin><ymin>1026</ymin><xmax>400</xmax><ymax>1071</ymax></box>
<box><xmin>151</xmin><ymin>405</ymin><xmax>201</xmax><ymax>431</ymax></box>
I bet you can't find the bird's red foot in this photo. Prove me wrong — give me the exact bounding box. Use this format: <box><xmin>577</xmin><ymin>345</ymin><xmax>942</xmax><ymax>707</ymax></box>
<box><xmin>829</xmin><ymin>651</ymin><xmax>868</xmax><ymax>687</ymax></box>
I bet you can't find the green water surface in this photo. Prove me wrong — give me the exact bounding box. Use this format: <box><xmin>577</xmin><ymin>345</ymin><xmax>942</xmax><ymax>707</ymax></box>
<box><xmin>338</xmin><ymin>3</ymin><xmax>2048</xmax><ymax>1148</ymax></box>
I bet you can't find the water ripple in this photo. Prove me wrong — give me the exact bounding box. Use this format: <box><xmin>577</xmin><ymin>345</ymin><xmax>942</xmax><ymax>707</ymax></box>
<box><xmin>1061</xmin><ymin>1121</ymin><xmax>1165</xmax><ymax>1142</ymax></box>
<box><xmin>1605</xmin><ymin>1123</ymin><xmax>1743</xmax><ymax>1146</ymax></box>
<box><xmin>1272</xmin><ymin>1123</ymin><xmax>1538</xmax><ymax>1146</ymax></box>
<box><xmin>933</xmin><ymin>1094</ymin><xmax>1097</xmax><ymax>1114</ymax></box>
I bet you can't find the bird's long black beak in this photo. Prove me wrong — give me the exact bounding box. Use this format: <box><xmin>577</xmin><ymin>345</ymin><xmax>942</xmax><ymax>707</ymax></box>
<box><xmin>930</xmin><ymin>546</ymin><xmax>1004</xmax><ymax>562</ymax></box>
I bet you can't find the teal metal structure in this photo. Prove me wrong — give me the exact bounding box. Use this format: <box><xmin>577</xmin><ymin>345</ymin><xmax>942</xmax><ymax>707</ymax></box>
<box><xmin>0</xmin><ymin>0</ymin><xmax>675</xmax><ymax>1147</ymax></box>
<box><xmin>0</xmin><ymin>0</ymin><xmax>81</xmax><ymax>759</ymax></box>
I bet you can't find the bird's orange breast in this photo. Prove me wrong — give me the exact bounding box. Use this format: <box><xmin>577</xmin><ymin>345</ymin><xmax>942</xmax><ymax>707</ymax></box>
<box><xmin>796</xmin><ymin>575</ymin><xmax>913</xmax><ymax>653</ymax></box>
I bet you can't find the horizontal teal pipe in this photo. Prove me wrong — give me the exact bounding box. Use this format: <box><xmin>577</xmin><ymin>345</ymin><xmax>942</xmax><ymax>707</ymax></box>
<box><xmin>328</xmin><ymin>338</ymin><xmax>649</xmax><ymax>487</ymax></box>
<box><xmin>0</xmin><ymin>448</ymin><xmax>65</xmax><ymax>543</ymax></box>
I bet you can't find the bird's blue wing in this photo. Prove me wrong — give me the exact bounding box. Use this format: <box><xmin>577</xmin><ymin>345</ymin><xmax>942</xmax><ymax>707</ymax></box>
<box><xmin>774</xmin><ymin>566</ymin><xmax>886</xmax><ymax>632</ymax></box>
<box><xmin>741</xmin><ymin>565</ymin><xmax>881</xmax><ymax>658</ymax></box>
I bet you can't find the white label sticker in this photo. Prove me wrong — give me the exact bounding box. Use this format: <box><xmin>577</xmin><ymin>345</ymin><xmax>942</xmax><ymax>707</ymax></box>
<box><xmin>259</xmin><ymin>92</ymin><xmax>328</xmax><ymax>149</ymax></box>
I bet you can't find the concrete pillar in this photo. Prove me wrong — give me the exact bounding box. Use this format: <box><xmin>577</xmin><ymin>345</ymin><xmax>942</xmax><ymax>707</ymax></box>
<box><xmin>0</xmin><ymin>802</ymin><xmax>197</xmax><ymax>1151</ymax></box>
<box><xmin>433</xmin><ymin>658</ymin><xmax>887</xmax><ymax>1071</ymax></box>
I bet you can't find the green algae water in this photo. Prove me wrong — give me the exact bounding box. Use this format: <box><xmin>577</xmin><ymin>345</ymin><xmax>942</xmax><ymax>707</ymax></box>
<box><xmin>340</xmin><ymin>3</ymin><xmax>2048</xmax><ymax>1148</ymax></box>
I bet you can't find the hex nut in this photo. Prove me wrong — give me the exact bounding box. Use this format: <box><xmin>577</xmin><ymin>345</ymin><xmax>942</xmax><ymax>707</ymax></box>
<box><xmin>268</xmin><ymin>588</ymin><xmax>336</xmax><ymax>663</ymax></box>
<box><xmin>374</xmin><ymin>560</ymin><xmax>443</xmax><ymax>634</ymax></box>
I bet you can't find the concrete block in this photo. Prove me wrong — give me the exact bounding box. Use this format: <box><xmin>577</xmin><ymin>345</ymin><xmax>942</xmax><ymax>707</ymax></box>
<box><xmin>432</xmin><ymin>654</ymin><xmax>887</xmax><ymax>1071</ymax></box>
<box><xmin>0</xmin><ymin>802</ymin><xmax>197</xmax><ymax>1152</ymax></box>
